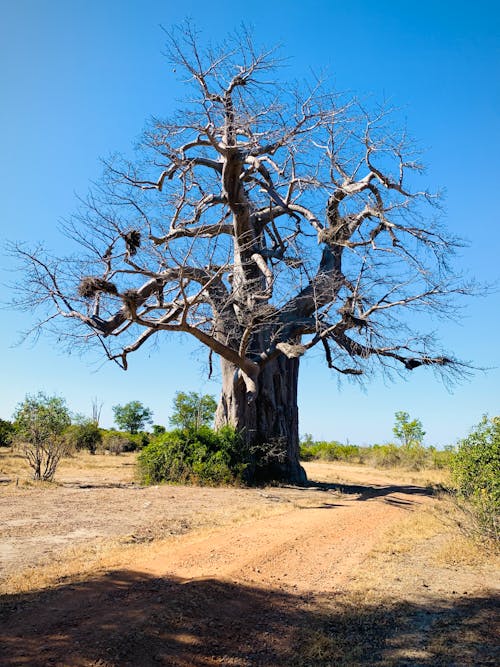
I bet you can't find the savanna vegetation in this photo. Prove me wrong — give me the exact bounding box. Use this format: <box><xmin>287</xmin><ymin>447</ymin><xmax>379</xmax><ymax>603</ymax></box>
<box><xmin>299</xmin><ymin>438</ymin><xmax>453</xmax><ymax>472</ymax></box>
<box><xmin>138</xmin><ymin>426</ymin><xmax>247</xmax><ymax>486</ymax></box>
<box><xmin>1</xmin><ymin>393</ymin><xmax>497</xmax><ymax>667</ymax></box>
<box><xmin>12</xmin><ymin>392</ymin><xmax>72</xmax><ymax>481</ymax></box>
<box><xmin>299</xmin><ymin>411</ymin><xmax>452</xmax><ymax>470</ymax></box>
<box><xmin>3</xmin><ymin>389</ymin><xmax>498</xmax><ymax>545</ymax></box>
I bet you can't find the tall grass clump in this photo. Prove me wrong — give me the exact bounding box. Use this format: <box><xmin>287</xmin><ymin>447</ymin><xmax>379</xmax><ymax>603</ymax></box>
<box><xmin>137</xmin><ymin>426</ymin><xmax>248</xmax><ymax>486</ymax></box>
<box><xmin>451</xmin><ymin>416</ymin><xmax>499</xmax><ymax>541</ymax></box>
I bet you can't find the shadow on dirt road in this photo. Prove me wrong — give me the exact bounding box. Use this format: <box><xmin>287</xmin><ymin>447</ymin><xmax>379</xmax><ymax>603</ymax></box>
<box><xmin>1</xmin><ymin>569</ymin><xmax>497</xmax><ymax>666</ymax></box>
<box><xmin>306</xmin><ymin>479</ymin><xmax>436</xmax><ymax>502</ymax></box>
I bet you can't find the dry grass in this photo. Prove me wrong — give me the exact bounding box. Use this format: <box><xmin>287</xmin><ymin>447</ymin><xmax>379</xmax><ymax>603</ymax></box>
<box><xmin>435</xmin><ymin>532</ymin><xmax>493</xmax><ymax>567</ymax></box>
<box><xmin>57</xmin><ymin>450</ymin><xmax>138</xmax><ymax>485</ymax></box>
<box><xmin>295</xmin><ymin>591</ymin><xmax>499</xmax><ymax>667</ymax></box>
<box><xmin>0</xmin><ymin>449</ymin><xmax>27</xmax><ymax>480</ymax></box>
<box><xmin>0</xmin><ymin>447</ymin><xmax>138</xmax><ymax>484</ymax></box>
<box><xmin>351</xmin><ymin>493</ymin><xmax>498</xmax><ymax>603</ymax></box>
<box><xmin>4</xmin><ymin>532</ymin><xmax>177</xmax><ymax>596</ymax></box>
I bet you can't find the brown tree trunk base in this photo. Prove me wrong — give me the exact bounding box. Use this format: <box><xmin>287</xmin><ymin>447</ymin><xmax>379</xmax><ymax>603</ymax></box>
<box><xmin>215</xmin><ymin>357</ymin><xmax>307</xmax><ymax>485</ymax></box>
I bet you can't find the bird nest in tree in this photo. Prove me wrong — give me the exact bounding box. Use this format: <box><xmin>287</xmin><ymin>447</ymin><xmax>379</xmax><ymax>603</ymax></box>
<box><xmin>78</xmin><ymin>277</ymin><xmax>119</xmax><ymax>299</ymax></box>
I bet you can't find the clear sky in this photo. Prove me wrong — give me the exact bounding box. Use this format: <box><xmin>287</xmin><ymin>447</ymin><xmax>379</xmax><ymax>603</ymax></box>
<box><xmin>0</xmin><ymin>0</ymin><xmax>499</xmax><ymax>445</ymax></box>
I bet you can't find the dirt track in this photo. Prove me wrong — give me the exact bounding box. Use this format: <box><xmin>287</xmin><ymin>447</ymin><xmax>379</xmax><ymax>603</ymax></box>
<box><xmin>139</xmin><ymin>487</ymin><xmax>419</xmax><ymax>593</ymax></box>
<box><xmin>0</xmin><ymin>459</ymin><xmax>498</xmax><ymax>666</ymax></box>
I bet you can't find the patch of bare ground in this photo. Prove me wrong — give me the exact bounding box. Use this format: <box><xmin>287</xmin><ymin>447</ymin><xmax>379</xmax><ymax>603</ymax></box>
<box><xmin>0</xmin><ymin>451</ymin><xmax>319</xmax><ymax>592</ymax></box>
<box><xmin>0</xmin><ymin>453</ymin><xmax>498</xmax><ymax>666</ymax></box>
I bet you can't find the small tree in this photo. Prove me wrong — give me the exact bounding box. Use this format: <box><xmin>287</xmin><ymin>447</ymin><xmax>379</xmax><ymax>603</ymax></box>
<box><xmin>112</xmin><ymin>400</ymin><xmax>153</xmax><ymax>434</ymax></box>
<box><xmin>13</xmin><ymin>392</ymin><xmax>71</xmax><ymax>481</ymax></box>
<box><xmin>393</xmin><ymin>411</ymin><xmax>425</xmax><ymax>447</ymax></box>
<box><xmin>170</xmin><ymin>391</ymin><xmax>218</xmax><ymax>431</ymax></box>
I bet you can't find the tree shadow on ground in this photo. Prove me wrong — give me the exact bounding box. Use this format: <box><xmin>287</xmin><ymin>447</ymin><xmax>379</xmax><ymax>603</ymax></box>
<box><xmin>1</xmin><ymin>570</ymin><xmax>497</xmax><ymax>666</ymax></box>
<box><xmin>61</xmin><ymin>482</ymin><xmax>139</xmax><ymax>489</ymax></box>
<box><xmin>304</xmin><ymin>479</ymin><xmax>436</xmax><ymax>502</ymax></box>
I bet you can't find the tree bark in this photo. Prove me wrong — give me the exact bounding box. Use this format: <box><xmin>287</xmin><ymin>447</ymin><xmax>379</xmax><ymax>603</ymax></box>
<box><xmin>215</xmin><ymin>356</ymin><xmax>307</xmax><ymax>485</ymax></box>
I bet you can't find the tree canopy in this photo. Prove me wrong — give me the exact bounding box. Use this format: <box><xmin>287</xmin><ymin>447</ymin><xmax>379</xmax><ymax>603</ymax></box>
<box><xmin>170</xmin><ymin>391</ymin><xmax>218</xmax><ymax>430</ymax></box>
<box><xmin>113</xmin><ymin>401</ymin><xmax>153</xmax><ymax>434</ymax></box>
<box><xmin>393</xmin><ymin>411</ymin><xmax>426</xmax><ymax>447</ymax></box>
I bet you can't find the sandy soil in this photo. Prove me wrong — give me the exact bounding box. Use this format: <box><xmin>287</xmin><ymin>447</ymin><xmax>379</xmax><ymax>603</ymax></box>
<box><xmin>0</xmin><ymin>453</ymin><xmax>498</xmax><ymax>666</ymax></box>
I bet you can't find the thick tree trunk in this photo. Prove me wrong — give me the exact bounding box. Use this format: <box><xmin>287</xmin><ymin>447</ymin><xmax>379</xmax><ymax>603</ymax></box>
<box><xmin>215</xmin><ymin>356</ymin><xmax>307</xmax><ymax>485</ymax></box>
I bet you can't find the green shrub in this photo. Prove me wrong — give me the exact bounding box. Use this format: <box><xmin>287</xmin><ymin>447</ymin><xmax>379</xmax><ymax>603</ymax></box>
<box><xmin>401</xmin><ymin>442</ymin><xmax>430</xmax><ymax>470</ymax></box>
<box><xmin>300</xmin><ymin>440</ymin><xmax>360</xmax><ymax>462</ymax></box>
<box><xmin>65</xmin><ymin>421</ymin><xmax>102</xmax><ymax>454</ymax></box>
<box><xmin>429</xmin><ymin>445</ymin><xmax>455</xmax><ymax>469</ymax></box>
<box><xmin>365</xmin><ymin>443</ymin><xmax>402</xmax><ymax>468</ymax></box>
<box><xmin>0</xmin><ymin>419</ymin><xmax>15</xmax><ymax>447</ymax></box>
<box><xmin>300</xmin><ymin>436</ymin><xmax>453</xmax><ymax>471</ymax></box>
<box><xmin>101</xmin><ymin>430</ymin><xmax>149</xmax><ymax>454</ymax></box>
<box><xmin>138</xmin><ymin>426</ymin><xmax>247</xmax><ymax>485</ymax></box>
<box><xmin>452</xmin><ymin>416</ymin><xmax>499</xmax><ymax>540</ymax></box>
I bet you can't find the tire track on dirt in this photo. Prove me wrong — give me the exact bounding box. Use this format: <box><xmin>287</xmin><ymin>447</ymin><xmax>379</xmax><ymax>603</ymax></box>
<box><xmin>142</xmin><ymin>492</ymin><xmax>429</xmax><ymax>593</ymax></box>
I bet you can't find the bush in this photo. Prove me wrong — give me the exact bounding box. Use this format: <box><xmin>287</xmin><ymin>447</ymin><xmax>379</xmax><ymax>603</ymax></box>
<box><xmin>101</xmin><ymin>430</ymin><xmax>149</xmax><ymax>454</ymax></box>
<box><xmin>300</xmin><ymin>440</ymin><xmax>360</xmax><ymax>463</ymax></box>
<box><xmin>364</xmin><ymin>443</ymin><xmax>402</xmax><ymax>468</ymax></box>
<box><xmin>0</xmin><ymin>419</ymin><xmax>15</xmax><ymax>447</ymax></box>
<box><xmin>429</xmin><ymin>445</ymin><xmax>455</xmax><ymax>469</ymax></box>
<box><xmin>452</xmin><ymin>416</ymin><xmax>499</xmax><ymax>540</ymax></box>
<box><xmin>65</xmin><ymin>421</ymin><xmax>102</xmax><ymax>454</ymax></box>
<box><xmin>13</xmin><ymin>392</ymin><xmax>71</xmax><ymax>481</ymax></box>
<box><xmin>138</xmin><ymin>426</ymin><xmax>247</xmax><ymax>485</ymax></box>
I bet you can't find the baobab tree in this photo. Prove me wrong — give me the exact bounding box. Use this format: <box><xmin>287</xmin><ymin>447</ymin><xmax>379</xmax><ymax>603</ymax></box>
<box><xmin>12</xmin><ymin>27</ymin><xmax>470</xmax><ymax>483</ymax></box>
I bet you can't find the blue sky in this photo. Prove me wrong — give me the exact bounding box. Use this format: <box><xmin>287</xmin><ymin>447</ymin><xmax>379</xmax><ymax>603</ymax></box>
<box><xmin>0</xmin><ymin>0</ymin><xmax>498</xmax><ymax>445</ymax></box>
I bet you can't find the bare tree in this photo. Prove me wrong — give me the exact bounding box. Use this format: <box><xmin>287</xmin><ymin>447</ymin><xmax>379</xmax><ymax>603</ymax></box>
<box><xmin>11</xmin><ymin>26</ymin><xmax>472</xmax><ymax>482</ymax></box>
<box><xmin>91</xmin><ymin>397</ymin><xmax>103</xmax><ymax>426</ymax></box>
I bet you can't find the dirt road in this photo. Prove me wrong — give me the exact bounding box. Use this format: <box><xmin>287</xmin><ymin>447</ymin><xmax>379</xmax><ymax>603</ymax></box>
<box><xmin>139</xmin><ymin>487</ymin><xmax>421</xmax><ymax>594</ymax></box>
<box><xmin>0</xmin><ymin>460</ymin><xmax>498</xmax><ymax>666</ymax></box>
